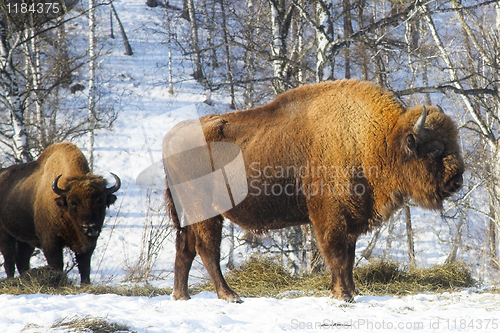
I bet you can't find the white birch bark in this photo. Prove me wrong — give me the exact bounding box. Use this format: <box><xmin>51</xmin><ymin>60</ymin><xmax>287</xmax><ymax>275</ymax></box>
<box><xmin>270</xmin><ymin>0</ymin><xmax>286</xmax><ymax>93</ymax></box>
<box><xmin>186</xmin><ymin>0</ymin><xmax>203</xmax><ymax>81</ymax></box>
<box><xmin>165</xmin><ymin>5</ymin><xmax>174</xmax><ymax>94</ymax></box>
<box><xmin>0</xmin><ymin>16</ymin><xmax>31</xmax><ymax>163</ymax></box>
<box><xmin>316</xmin><ymin>0</ymin><xmax>334</xmax><ymax>82</ymax></box>
<box><xmin>219</xmin><ymin>0</ymin><xmax>235</xmax><ymax>108</ymax></box>
<box><xmin>243</xmin><ymin>0</ymin><xmax>256</xmax><ymax>108</ymax></box>
<box><xmin>88</xmin><ymin>0</ymin><xmax>96</xmax><ymax>171</ymax></box>
<box><xmin>29</xmin><ymin>30</ymin><xmax>45</xmax><ymax>146</ymax></box>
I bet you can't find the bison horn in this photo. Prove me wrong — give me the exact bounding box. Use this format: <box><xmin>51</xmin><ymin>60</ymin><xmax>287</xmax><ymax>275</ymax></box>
<box><xmin>413</xmin><ymin>106</ymin><xmax>427</xmax><ymax>135</ymax></box>
<box><xmin>52</xmin><ymin>175</ymin><xmax>69</xmax><ymax>196</ymax></box>
<box><xmin>105</xmin><ymin>173</ymin><xmax>121</xmax><ymax>194</ymax></box>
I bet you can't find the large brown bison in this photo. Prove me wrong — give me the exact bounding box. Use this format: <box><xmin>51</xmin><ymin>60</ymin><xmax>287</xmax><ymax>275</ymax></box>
<box><xmin>163</xmin><ymin>79</ymin><xmax>464</xmax><ymax>302</ymax></box>
<box><xmin>0</xmin><ymin>142</ymin><xmax>120</xmax><ymax>284</ymax></box>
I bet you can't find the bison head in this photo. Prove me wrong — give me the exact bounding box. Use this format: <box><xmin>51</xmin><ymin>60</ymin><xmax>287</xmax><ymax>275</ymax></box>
<box><xmin>52</xmin><ymin>173</ymin><xmax>121</xmax><ymax>238</ymax></box>
<box><xmin>395</xmin><ymin>105</ymin><xmax>464</xmax><ymax>209</ymax></box>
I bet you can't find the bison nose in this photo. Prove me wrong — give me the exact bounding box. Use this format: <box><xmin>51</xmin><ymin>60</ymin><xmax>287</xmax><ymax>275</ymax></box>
<box><xmin>82</xmin><ymin>223</ymin><xmax>99</xmax><ymax>237</ymax></box>
<box><xmin>444</xmin><ymin>174</ymin><xmax>463</xmax><ymax>194</ymax></box>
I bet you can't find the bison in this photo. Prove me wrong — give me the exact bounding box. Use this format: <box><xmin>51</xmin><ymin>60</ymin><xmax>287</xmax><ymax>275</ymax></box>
<box><xmin>0</xmin><ymin>142</ymin><xmax>120</xmax><ymax>284</ymax></box>
<box><xmin>163</xmin><ymin>79</ymin><xmax>464</xmax><ymax>302</ymax></box>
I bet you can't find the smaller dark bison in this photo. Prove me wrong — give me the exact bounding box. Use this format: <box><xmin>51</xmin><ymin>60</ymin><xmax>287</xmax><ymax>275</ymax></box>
<box><xmin>0</xmin><ymin>142</ymin><xmax>120</xmax><ymax>284</ymax></box>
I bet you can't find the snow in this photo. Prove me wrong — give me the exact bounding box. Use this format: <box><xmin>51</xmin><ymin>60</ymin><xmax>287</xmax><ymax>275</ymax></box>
<box><xmin>0</xmin><ymin>0</ymin><xmax>499</xmax><ymax>331</ymax></box>
<box><xmin>4</xmin><ymin>291</ymin><xmax>500</xmax><ymax>332</ymax></box>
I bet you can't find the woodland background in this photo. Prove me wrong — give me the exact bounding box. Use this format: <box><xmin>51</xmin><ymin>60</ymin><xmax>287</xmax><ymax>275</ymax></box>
<box><xmin>0</xmin><ymin>0</ymin><xmax>499</xmax><ymax>283</ymax></box>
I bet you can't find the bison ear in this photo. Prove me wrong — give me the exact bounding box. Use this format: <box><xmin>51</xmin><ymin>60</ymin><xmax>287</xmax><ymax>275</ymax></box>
<box><xmin>106</xmin><ymin>194</ymin><xmax>117</xmax><ymax>208</ymax></box>
<box><xmin>404</xmin><ymin>133</ymin><xmax>418</xmax><ymax>156</ymax></box>
<box><xmin>55</xmin><ymin>197</ymin><xmax>67</xmax><ymax>208</ymax></box>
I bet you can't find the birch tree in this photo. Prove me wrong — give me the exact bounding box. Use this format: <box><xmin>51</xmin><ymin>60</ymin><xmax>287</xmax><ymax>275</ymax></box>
<box><xmin>185</xmin><ymin>0</ymin><xmax>204</xmax><ymax>81</ymax></box>
<box><xmin>0</xmin><ymin>12</ymin><xmax>32</xmax><ymax>163</ymax></box>
<box><xmin>269</xmin><ymin>0</ymin><xmax>292</xmax><ymax>93</ymax></box>
<box><xmin>110</xmin><ymin>3</ymin><xmax>133</xmax><ymax>56</ymax></box>
<box><xmin>419</xmin><ymin>1</ymin><xmax>500</xmax><ymax>266</ymax></box>
<box><xmin>315</xmin><ymin>0</ymin><xmax>335</xmax><ymax>81</ymax></box>
<box><xmin>87</xmin><ymin>0</ymin><xmax>96</xmax><ymax>171</ymax></box>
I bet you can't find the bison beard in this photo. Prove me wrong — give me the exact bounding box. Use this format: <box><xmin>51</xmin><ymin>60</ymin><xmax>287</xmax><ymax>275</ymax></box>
<box><xmin>164</xmin><ymin>79</ymin><xmax>464</xmax><ymax>303</ymax></box>
<box><xmin>0</xmin><ymin>143</ymin><xmax>120</xmax><ymax>284</ymax></box>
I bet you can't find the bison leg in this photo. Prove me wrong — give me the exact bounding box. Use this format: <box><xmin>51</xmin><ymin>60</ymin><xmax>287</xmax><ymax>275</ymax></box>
<box><xmin>42</xmin><ymin>245</ymin><xmax>64</xmax><ymax>272</ymax></box>
<box><xmin>15</xmin><ymin>240</ymin><xmax>34</xmax><ymax>275</ymax></box>
<box><xmin>194</xmin><ymin>217</ymin><xmax>242</xmax><ymax>303</ymax></box>
<box><xmin>313</xmin><ymin>225</ymin><xmax>355</xmax><ymax>302</ymax></box>
<box><xmin>75</xmin><ymin>249</ymin><xmax>94</xmax><ymax>284</ymax></box>
<box><xmin>346</xmin><ymin>240</ymin><xmax>360</xmax><ymax>296</ymax></box>
<box><xmin>172</xmin><ymin>226</ymin><xmax>197</xmax><ymax>300</ymax></box>
<box><xmin>0</xmin><ymin>230</ymin><xmax>16</xmax><ymax>278</ymax></box>
<box><xmin>327</xmin><ymin>245</ymin><xmax>354</xmax><ymax>302</ymax></box>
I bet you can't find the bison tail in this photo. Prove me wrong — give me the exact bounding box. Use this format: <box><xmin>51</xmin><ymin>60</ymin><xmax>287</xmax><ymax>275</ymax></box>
<box><xmin>165</xmin><ymin>186</ymin><xmax>182</xmax><ymax>231</ymax></box>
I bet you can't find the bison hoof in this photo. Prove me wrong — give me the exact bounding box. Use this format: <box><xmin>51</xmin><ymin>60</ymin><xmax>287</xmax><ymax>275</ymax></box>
<box><xmin>345</xmin><ymin>295</ymin><xmax>356</xmax><ymax>303</ymax></box>
<box><xmin>220</xmin><ymin>293</ymin><xmax>243</xmax><ymax>304</ymax></box>
<box><xmin>171</xmin><ymin>293</ymin><xmax>191</xmax><ymax>301</ymax></box>
<box><xmin>331</xmin><ymin>290</ymin><xmax>355</xmax><ymax>303</ymax></box>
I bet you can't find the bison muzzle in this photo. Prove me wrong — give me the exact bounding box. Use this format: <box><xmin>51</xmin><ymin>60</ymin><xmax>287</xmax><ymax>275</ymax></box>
<box><xmin>164</xmin><ymin>79</ymin><xmax>464</xmax><ymax>303</ymax></box>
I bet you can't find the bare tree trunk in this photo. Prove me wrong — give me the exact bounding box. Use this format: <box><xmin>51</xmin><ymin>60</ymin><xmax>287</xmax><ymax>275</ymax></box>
<box><xmin>219</xmin><ymin>0</ymin><xmax>235</xmax><ymax>108</ymax></box>
<box><xmin>446</xmin><ymin>213</ymin><xmax>465</xmax><ymax>264</ymax></box>
<box><xmin>405</xmin><ymin>205</ymin><xmax>415</xmax><ymax>267</ymax></box>
<box><xmin>29</xmin><ymin>28</ymin><xmax>46</xmax><ymax>148</ymax></box>
<box><xmin>343</xmin><ymin>0</ymin><xmax>352</xmax><ymax>79</ymax></box>
<box><xmin>201</xmin><ymin>0</ymin><xmax>214</xmax><ymax>105</ymax></box>
<box><xmin>357</xmin><ymin>0</ymin><xmax>368</xmax><ymax>80</ymax></box>
<box><xmin>186</xmin><ymin>0</ymin><xmax>204</xmax><ymax>81</ymax></box>
<box><xmin>0</xmin><ymin>15</ymin><xmax>31</xmax><ymax>163</ymax></box>
<box><xmin>164</xmin><ymin>4</ymin><xmax>174</xmax><ymax>94</ymax></box>
<box><xmin>110</xmin><ymin>3</ymin><xmax>133</xmax><ymax>56</ymax></box>
<box><xmin>490</xmin><ymin>149</ymin><xmax>500</xmax><ymax>267</ymax></box>
<box><xmin>110</xmin><ymin>6</ymin><xmax>114</xmax><ymax>39</ymax></box>
<box><xmin>227</xmin><ymin>223</ymin><xmax>235</xmax><ymax>269</ymax></box>
<box><xmin>315</xmin><ymin>0</ymin><xmax>334</xmax><ymax>82</ymax></box>
<box><xmin>88</xmin><ymin>0</ymin><xmax>97</xmax><ymax>171</ymax></box>
<box><xmin>491</xmin><ymin>1</ymin><xmax>500</xmax><ymax>265</ymax></box>
<box><xmin>243</xmin><ymin>0</ymin><xmax>256</xmax><ymax>108</ymax></box>
<box><xmin>383</xmin><ymin>217</ymin><xmax>395</xmax><ymax>260</ymax></box>
<box><xmin>488</xmin><ymin>187</ymin><xmax>498</xmax><ymax>264</ymax></box>
<box><xmin>360</xmin><ymin>227</ymin><xmax>382</xmax><ymax>261</ymax></box>
<box><xmin>269</xmin><ymin>0</ymin><xmax>292</xmax><ymax>94</ymax></box>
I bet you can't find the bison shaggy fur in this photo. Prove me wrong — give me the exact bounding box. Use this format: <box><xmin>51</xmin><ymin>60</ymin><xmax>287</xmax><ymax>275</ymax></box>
<box><xmin>0</xmin><ymin>142</ymin><xmax>120</xmax><ymax>284</ymax></box>
<box><xmin>164</xmin><ymin>79</ymin><xmax>464</xmax><ymax>302</ymax></box>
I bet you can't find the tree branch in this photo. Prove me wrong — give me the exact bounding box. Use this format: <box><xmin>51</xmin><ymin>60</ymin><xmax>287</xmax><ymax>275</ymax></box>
<box><xmin>395</xmin><ymin>85</ymin><xmax>499</xmax><ymax>97</ymax></box>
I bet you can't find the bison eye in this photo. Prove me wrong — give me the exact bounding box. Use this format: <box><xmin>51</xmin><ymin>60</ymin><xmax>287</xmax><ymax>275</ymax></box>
<box><xmin>427</xmin><ymin>141</ymin><xmax>445</xmax><ymax>159</ymax></box>
<box><xmin>68</xmin><ymin>201</ymin><xmax>78</xmax><ymax>211</ymax></box>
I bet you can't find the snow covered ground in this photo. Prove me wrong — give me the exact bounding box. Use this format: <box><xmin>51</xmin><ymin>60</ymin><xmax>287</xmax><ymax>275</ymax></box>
<box><xmin>0</xmin><ymin>0</ymin><xmax>499</xmax><ymax>331</ymax></box>
<box><xmin>4</xmin><ymin>291</ymin><xmax>500</xmax><ymax>332</ymax></box>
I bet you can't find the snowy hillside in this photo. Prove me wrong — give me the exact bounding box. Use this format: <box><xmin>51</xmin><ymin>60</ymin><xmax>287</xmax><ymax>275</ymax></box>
<box><xmin>0</xmin><ymin>0</ymin><xmax>499</xmax><ymax>332</ymax></box>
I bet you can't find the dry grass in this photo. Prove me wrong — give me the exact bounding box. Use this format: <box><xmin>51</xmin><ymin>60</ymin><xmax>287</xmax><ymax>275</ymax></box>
<box><xmin>0</xmin><ymin>266</ymin><xmax>172</xmax><ymax>297</ymax></box>
<box><xmin>352</xmin><ymin>260</ymin><xmax>475</xmax><ymax>296</ymax></box>
<box><xmin>50</xmin><ymin>315</ymin><xmax>134</xmax><ymax>333</ymax></box>
<box><xmin>0</xmin><ymin>259</ymin><xmax>476</xmax><ymax>300</ymax></box>
<box><xmin>193</xmin><ymin>255</ymin><xmax>476</xmax><ymax>298</ymax></box>
<box><xmin>192</xmin><ymin>255</ymin><xmax>296</xmax><ymax>297</ymax></box>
